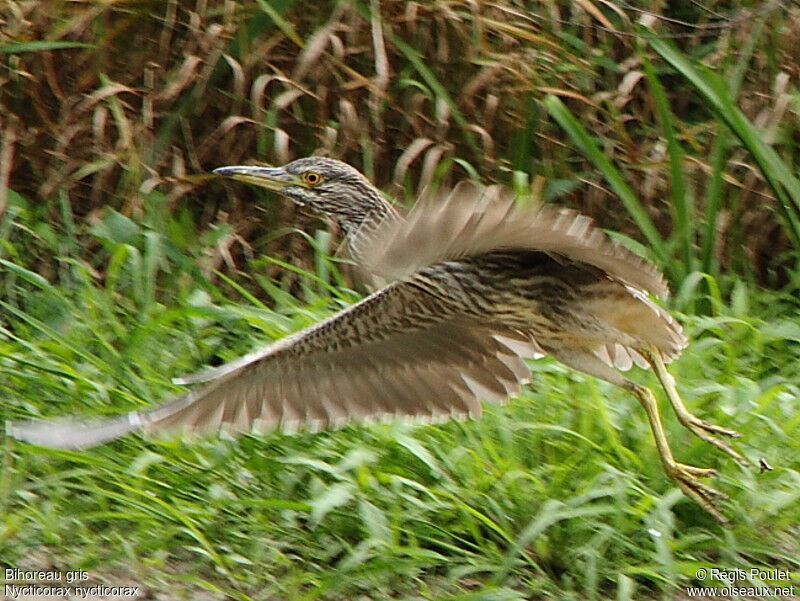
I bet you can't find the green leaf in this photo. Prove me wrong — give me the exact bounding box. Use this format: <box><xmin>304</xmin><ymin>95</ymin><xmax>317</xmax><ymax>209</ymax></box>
<box><xmin>639</xmin><ymin>47</ymin><xmax>692</xmax><ymax>276</ymax></box>
<box><xmin>90</xmin><ymin>209</ymin><xmax>141</xmax><ymax>245</ymax></box>
<box><xmin>384</xmin><ymin>32</ymin><xmax>479</xmax><ymax>155</ymax></box>
<box><xmin>543</xmin><ymin>94</ymin><xmax>666</xmax><ymax>263</ymax></box>
<box><xmin>0</xmin><ymin>41</ymin><xmax>95</xmax><ymax>54</ymax></box>
<box><xmin>309</xmin><ymin>483</ymin><xmax>356</xmax><ymax>527</ymax></box>
<box><xmin>648</xmin><ymin>32</ymin><xmax>800</xmax><ymax>250</ymax></box>
<box><xmin>761</xmin><ymin>320</ymin><xmax>800</xmax><ymax>342</ymax></box>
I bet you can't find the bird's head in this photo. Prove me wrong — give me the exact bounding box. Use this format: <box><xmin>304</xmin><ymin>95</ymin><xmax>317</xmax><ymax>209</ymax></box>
<box><xmin>213</xmin><ymin>157</ymin><xmax>390</xmax><ymax>231</ymax></box>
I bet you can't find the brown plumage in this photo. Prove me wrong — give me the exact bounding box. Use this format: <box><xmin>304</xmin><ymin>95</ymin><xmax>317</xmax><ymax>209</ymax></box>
<box><xmin>6</xmin><ymin>157</ymin><xmax>747</xmax><ymax>522</ymax></box>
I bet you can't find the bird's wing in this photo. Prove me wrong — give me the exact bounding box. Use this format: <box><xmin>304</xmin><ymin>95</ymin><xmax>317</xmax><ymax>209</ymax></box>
<box><xmin>6</xmin><ymin>282</ymin><xmax>537</xmax><ymax>450</ymax></box>
<box><xmin>362</xmin><ymin>182</ymin><xmax>669</xmax><ymax>298</ymax></box>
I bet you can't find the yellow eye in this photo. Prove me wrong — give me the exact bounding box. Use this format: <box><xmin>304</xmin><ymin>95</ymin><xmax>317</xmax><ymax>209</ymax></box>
<box><xmin>304</xmin><ymin>171</ymin><xmax>322</xmax><ymax>185</ymax></box>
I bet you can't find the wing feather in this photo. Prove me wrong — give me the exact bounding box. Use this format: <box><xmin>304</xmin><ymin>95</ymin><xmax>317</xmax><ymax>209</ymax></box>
<box><xmin>362</xmin><ymin>181</ymin><xmax>669</xmax><ymax>298</ymax></box>
<box><xmin>6</xmin><ymin>282</ymin><xmax>537</xmax><ymax>450</ymax></box>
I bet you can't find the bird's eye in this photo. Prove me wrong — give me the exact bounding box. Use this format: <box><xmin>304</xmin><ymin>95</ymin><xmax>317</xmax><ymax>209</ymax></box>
<box><xmin>304</xmin><ymin>171</ymin><xmax>322</xmax><ymax>186</ymax></box>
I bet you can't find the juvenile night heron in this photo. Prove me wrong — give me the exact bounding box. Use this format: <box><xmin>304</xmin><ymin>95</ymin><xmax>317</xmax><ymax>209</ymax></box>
<box><xmin>7</xmin><ymin>157</ymin><xmax>747</xmax><ymax>522</ymax></box>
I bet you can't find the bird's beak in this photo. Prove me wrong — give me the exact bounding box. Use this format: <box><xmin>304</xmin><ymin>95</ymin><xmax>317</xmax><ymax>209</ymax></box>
<box><xmin>212</xmin><ymin>165</ymin><xmax>297</xmax><ymax>191</ymax></box>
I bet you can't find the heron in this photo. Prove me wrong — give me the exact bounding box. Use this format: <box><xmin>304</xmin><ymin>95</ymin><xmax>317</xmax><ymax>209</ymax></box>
<box><xmin>6</xmin><ymin>156</ymin><xmax>747</xmax><ymax>522</ymax></box>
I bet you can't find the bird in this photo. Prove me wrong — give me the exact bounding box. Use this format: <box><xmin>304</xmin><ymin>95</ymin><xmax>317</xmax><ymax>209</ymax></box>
<box><xmin>6</xmin><ymin>156</ymin><xmax>747</xmax><ymax>523</ymax></box>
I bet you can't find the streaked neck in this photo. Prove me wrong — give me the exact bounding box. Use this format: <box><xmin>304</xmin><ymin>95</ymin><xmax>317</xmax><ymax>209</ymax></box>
<box><xmin>342</xmin><ymin>196</ymin><xmax>403</xmax><ymax>262</ymax></box>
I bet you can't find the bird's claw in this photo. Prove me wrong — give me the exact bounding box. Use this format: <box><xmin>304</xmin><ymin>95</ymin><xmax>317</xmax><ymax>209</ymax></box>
<box><xmin>683</xmin><ymin>418</ymin><xmax>749</xmax><ymax>468</ymax></box>
<box><xmin>667</xmin><ymin>462</ymin><xmax>729</xmax><ymax>524</ymax></box>
<box><xmin>693</xmin><ymin>417</ymin><xmax>741</xmax><ymax>439</ymax></box>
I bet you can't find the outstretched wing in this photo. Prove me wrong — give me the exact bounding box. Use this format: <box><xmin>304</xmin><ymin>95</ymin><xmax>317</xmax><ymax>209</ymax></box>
<box><xmin>362</xmin><ymin>182</ymin><xmax>669</xmax><ymax>298</ymax></box>
<box><xmin>7</xmin><ymin>281</ymin><xmax>537</xmax><ymax>450</ymax></box>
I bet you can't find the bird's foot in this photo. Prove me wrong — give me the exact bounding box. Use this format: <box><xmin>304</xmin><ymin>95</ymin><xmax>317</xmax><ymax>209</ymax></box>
<box><xmin>666</xmin><ymin>462</ymin><xmax>728</xmax><ymax>524</ymax></box>
<box><xmin>680</xmin><ymin>415</ymin><xmax>749</xmax><ymax>468</ymax></box>
<box><xmin>686</xmin><ymin>415</ymin><xmax>740</xmax><ymax>438</ymax></box>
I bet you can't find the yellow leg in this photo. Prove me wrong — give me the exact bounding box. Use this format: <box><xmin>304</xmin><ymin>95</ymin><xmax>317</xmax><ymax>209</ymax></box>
<box><xmin>543</xmin><ymin>344</ymin><xmax>730</xmax><ymax>522</ymax></box>
<box><xmin>625</xmin><ymin>381</ymin><xmax>729</xmax><ymax>524</ymax></box>
<box><xmin>640</xmin><ymin>345</ymin><xmax>749</xmax><ymax>468</ymax></box>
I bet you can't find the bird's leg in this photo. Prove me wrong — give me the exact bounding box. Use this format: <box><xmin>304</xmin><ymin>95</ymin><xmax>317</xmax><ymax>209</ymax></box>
<box><xmin>638</xmin><ymin>346</ymin><xmax>749</xmax><ymax>468</ymax></box>
<box><xmin>623</xmin><ymin>381</ymin><xmax>729</xmax><ymax>524</ymax></box>
<box><xmin>542</xmin><ymin>345</ymin><xmax>728</xmax><ymax>522</ymax></box>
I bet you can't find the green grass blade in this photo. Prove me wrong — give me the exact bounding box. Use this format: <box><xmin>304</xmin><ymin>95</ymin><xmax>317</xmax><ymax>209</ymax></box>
<box><xmin>543</xmin><ymin>94</ymin><xmax>666</xmax><ymax>263</ymax></box>
<box><xmin>254</xmin><ymin>0</ymin><xmax>304</xmax><ymax>47</ymax></box>
<box><xmin>385</xmin><ymin>33</ymin><xmax>479</xmax><ymax>156</ymax></box>
<box><xmin>648</xmin><ymin>34</ymin><xmax>800</xmax><ymax>251</ymax></box>
<box><xmin>699</xmin><ymin>128</ymin><xmax>729</xmax><ymax>276</ymax></box>
<box><xmin>0</xmin><ymin>258</ymin><xmax>63</xmax><ymax>297</ymax></box>
<box><xmin>701</xmin><ymin>13</ymin><xmax>765</xmax><ymax>277</ymax></box>
<box><xmin>0</xmin><ymin>41</ymin><xmax>95</xmax><ymax>53</ymax></box>
<box><xmin>639</xmin><ymin>48</ymin><xmax>692</xmax><ymax>277</ymax></box>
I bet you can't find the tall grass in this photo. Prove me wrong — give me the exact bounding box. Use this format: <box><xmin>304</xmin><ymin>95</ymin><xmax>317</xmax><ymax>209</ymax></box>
<box><xmin>2</xmin><ymin>1</ymin><xmax>799</xmax><ymax>598</ymax></box>
<box><xmin>2</xmin><ymin>1</ymin><xmax>798</xmax><ymax>292</ymax></box>
<box><xmin>1</xmin><ymin>210</ymin><xmax>798</xmax><ymax>597</ymax></box>
<box><xmin>545</xmin><ymin>33</ymin><xmax>800</xmax><ymax>293</ymax></box>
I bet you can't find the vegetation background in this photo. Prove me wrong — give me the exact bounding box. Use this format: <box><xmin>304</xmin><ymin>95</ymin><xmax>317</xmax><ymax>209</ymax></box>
<box><xmin>1</xmin><ymin>0</ymin><xmax>799</xmax><ymax>599</ymax></box>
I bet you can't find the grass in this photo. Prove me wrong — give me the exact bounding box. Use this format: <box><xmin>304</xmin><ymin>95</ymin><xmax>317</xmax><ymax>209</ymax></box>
<box><xmin>1</xmin><ymin>206</ymin><xmax>799</xmax><ymax>598</ymax></box>
<box><xmin>1</xmin><ymin>1</ymin><xmax>800</xmax><ymax>598</ymax></box>
<box><xmin>3</xmin><ymin>1</ymin><xmax>799</xmax><ymax>283</ymax></box>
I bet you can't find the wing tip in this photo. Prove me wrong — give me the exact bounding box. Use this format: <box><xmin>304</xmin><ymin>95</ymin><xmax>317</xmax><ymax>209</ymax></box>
<box><xmin>5</xmin><ymin>412</ymin><xmax>143</xmax><ymax>451</ymax></box>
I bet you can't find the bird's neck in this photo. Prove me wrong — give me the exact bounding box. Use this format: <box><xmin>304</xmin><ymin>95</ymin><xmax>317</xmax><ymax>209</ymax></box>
<box><xmin>340</xmin><ymin>195</ymin><xmax>403</xmax><ymax>262</ymax></box>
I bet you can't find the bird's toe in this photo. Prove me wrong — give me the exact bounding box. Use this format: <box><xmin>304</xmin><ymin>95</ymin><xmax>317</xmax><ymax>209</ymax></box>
<box><xmin>666</xmin><ymin>462</ymin><xmax>729</xmax><ymax>524</ymax></box>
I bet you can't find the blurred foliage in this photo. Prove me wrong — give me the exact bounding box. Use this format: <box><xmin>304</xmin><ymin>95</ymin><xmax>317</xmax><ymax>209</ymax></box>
<box><xmin>1</xmin><ymin>0</ymin><xmax>799</xmax><ymax>295</ymax></box>
<box><xmin>1</xmin><ymin>1</ymin><xmax>800</xmax><ymax>599</ymax></box>
<box><xmin>1</xmin><ymin>245</ymin><xmax>798</xmax><ymax>598</ymax></box>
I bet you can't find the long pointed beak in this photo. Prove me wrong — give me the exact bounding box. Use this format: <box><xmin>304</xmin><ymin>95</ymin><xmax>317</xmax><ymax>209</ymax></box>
<box><xmin>212</xmin><ymin>165</ymin><xmax>296</xmax><ymax>191</ymax></box>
